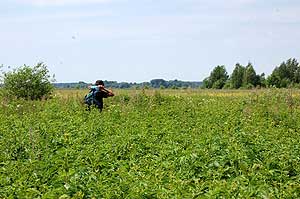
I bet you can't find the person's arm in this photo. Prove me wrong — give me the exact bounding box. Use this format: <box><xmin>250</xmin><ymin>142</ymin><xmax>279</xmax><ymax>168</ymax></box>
<box><xmin>99</xmin><ymin>85</ymin><xmax>114</xmax><ymax>97</ymax></box>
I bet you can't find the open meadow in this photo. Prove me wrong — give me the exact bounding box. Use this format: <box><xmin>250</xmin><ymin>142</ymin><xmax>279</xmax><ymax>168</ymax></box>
<box><xmin>0</xmin><ymin>89</ymin><xmax>300</xmax><ymax>198</ymax></box>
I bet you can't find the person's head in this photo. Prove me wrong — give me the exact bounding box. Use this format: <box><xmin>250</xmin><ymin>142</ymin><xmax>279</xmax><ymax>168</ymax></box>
<box><xmin>95</xmin><ymin>80</ymin><xmax>104</xmax><ymax>86</ymax></box>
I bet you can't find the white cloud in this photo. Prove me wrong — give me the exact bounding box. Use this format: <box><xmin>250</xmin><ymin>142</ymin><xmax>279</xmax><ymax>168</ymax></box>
<box><xmin>17</xmin><ymin>0</ymin><xmax>112</xmax><ymax>6</ymax></box>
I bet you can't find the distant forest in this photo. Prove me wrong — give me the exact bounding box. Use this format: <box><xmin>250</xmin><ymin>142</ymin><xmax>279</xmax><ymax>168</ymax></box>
<box><xmin>53</xmin><ymin>79</ymin><xmax>202</xmax><ymax>89</ymax></box>
<box><xmin>203</xmin><ymin>58</ymin><xmax>300</xmax><ymax>89</ymax></box>
<box><xmin>54</xmin><ymin>57</ymin><xmax>300</xmax><ymax>90</ymax></box>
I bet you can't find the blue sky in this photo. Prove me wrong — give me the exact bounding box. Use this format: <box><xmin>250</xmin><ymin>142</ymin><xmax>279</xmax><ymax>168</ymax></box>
<box><xmin>1</xmin><ymin>0</ymin><xmax>300</xmax><ymax>83</ymax></box>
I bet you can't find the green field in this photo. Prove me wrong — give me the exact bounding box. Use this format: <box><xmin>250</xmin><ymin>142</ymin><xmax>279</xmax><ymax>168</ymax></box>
<box><xmin>0</xmin><ymin>89</ymin><xmax>300</xmax><ymax>198</ymax></box>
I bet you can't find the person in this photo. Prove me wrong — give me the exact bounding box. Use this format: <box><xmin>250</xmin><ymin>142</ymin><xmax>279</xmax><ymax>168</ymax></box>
<box><xmin>86</xmin><ymin>80</ymin><xmax>114</xmax><ymax>111</ymax></box>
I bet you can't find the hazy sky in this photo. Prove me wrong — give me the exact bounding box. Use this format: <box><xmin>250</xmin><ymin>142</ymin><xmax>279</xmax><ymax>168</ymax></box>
<box><xmin>1</xmin><ymin>0</ymin><xmax>300</xmax><ymax>83</ymax></box>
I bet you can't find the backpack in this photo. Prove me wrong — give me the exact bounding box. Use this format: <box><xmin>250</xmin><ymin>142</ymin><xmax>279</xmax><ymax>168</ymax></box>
<box><xmin>84</xmin><ymin>86</ymin><xmax>99</xmax><ymax>105</ymax></box>
<box><xmin>84</xmin><ymin>92</ymin><xmax>94</xmax><ymax>105</ymax></box>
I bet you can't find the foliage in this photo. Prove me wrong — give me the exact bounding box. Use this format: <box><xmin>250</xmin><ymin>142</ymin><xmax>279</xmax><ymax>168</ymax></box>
<box><xmin>150</xmin><ymin>79</ymin><xmax>167</xmax><ymax>88</ymax></box>
<box><xmin>53</xmin><ymin>80</ymin><xmax>202</xmax><ymax>89</ymax></box>
<box><xmin>203</xmin><ymin>65</ymin><xmax>228</xmax><ymax>89</ymax></box>
<box><xmin>267</xmin><ymin>58</ymin><xmax>300</xmax><ymax>88</ymax></box>
<box><xmin>257</xmin><ymin>73</ymin><xmax>267</xmax><ymax>88</ymax></box>
<box><xmin>1</xmin><ymin>89</ymin><xmax>299</xmax><ymax>198</ymax></box>
<box><xmin>204</xmin><ymin>58</ymin><xmax>300</xmax><ymax>89</ymax></box>
<box><xmin>243</xmin><ymin>63</ymin><xmax>258</xmax><ymax>88</ymax></box>
<box><xmin>230</xmin><ymin>63</ymin><xmax>245</xmax><ymax>89</ymax></box>
<box><xmin>2</xmin><ymin>63</ymin><xmax>54</xmax><ymax>100</ymax></box>
<box><xmin>227</xmin><ymin>63</ymin><xmax>263</xmax><ymax>89</ymax></box>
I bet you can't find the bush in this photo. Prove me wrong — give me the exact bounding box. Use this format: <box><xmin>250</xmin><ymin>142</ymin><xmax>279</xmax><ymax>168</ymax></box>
<box><xmin>3</xmin><ymin>63</ymin><xmax>54</xmax><ymax>100</ymax></box>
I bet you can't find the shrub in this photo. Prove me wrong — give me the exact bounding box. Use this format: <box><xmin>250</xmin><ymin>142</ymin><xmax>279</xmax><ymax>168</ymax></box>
<box><xmin>3</xmin><ymin>62</ymin><xmax>54</xmax><ymax>100</ymax></box>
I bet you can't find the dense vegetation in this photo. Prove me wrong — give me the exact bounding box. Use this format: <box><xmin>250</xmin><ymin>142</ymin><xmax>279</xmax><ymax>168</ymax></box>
<box><xmin>2</xmin><ymin>58</ymin><xmax>299</xmax><ymax>91</ymax></box>
<box><xmin>0</xmin><ymin>89</ymin><xmax>299</xmax><ymax>198</ymax></box>
<box><xmin>1</xmin><ymin>63</ymin><xmax>54</xmax><ymax>100</ymax></box>
<box><xmin>203</xmin><ymin>58</ymin><xmax>300</xmax><ymax>89</ymax></box>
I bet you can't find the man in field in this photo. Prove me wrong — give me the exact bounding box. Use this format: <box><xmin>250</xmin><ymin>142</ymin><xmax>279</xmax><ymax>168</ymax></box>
<box><xmin>86</xmin><ymin>80</ymin><xmax>114</xmax><ymax>111</ymax></box>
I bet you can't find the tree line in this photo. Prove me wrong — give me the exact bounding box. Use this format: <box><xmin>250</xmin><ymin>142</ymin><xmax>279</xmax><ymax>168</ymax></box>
<box><xmin>202</xmin><ymin>58</ymin><xmax>300</xmax><ymax>89</ymax></box>
<box><xmin>53</xmin><ymin>79</ymin><xmax>202</xmax><ymax>89</ymax></box>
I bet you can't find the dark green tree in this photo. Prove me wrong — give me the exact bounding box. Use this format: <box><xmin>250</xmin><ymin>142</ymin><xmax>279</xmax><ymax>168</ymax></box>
<box><xmin>267</xmin><ymin>68</ymin><xmax>281</xmax><ymax>88</ymax></box>
<box><xmin>230</xmin><ymin>63</ymin><xmax>245</xmax><ymax>89</ymax></box>
<box><xmin>257</xmin><ymin>73</ymin><xmax>266</xmax><ymax>87</ymax></box>
<box><xmin>267</xmin><ymin>58</ymin><xmax>299</xmax><ymax>88</ymax></box>
<box><xmin>150</xmin><ymin>79</ymin><xmax>168</xmax><ymax>88</ymax></box>
<box><xmin>295</xmin><ymin>68</ymin><xmax>300</xmax><ymax>84</ymax></box>
<box><xmin>286</xmin><ymin>58</ymin><xmax>299</xmax><ymax>82</ymax></box>
<box><xmin>203</xmin><ymin>65</ymin><xmax>228</xmax><ymax>89</ymax></box>
<box><xmin>243</xmin><ymin>62</ymin><xmax>257</xmax><ymax>88</ymax></box>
